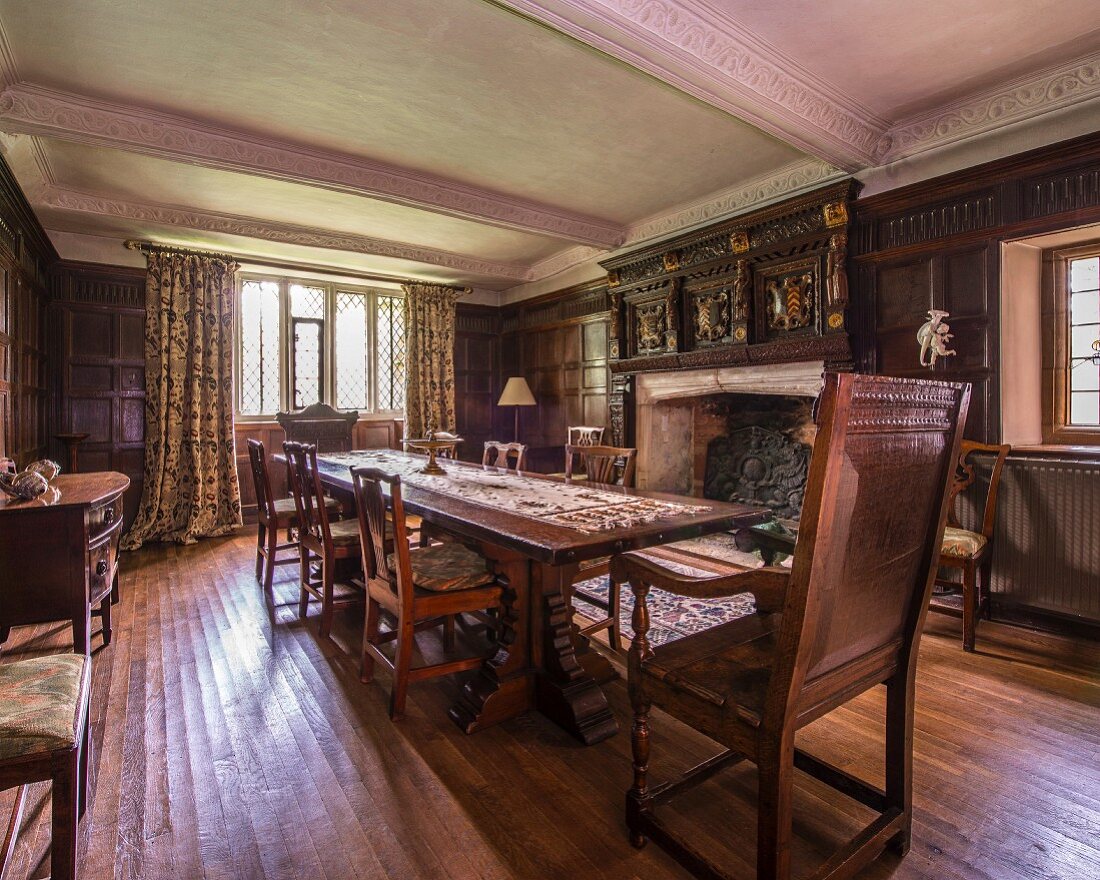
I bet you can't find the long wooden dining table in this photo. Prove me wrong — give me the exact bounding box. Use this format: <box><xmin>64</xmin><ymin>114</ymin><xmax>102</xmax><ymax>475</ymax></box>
<box><xmin>303</xmin><ymin>449</ymin><xmax>765</xmax><ymax>744</ymax></box>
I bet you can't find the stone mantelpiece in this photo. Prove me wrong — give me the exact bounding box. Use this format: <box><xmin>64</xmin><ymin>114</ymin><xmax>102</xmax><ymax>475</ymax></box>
<box><xmin>634</xmin><ymin>361</ymin><xmax>824</xmax><ymax>493</ymax></box>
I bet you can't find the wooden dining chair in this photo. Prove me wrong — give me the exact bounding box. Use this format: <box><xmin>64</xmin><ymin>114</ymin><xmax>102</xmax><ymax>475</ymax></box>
<box><xmin>284</xmin><ymin>441</ymin><xmax>364</xmax><ymax>640</ymax></box>
<box><xmin>482</xmin><ymin>441</ymin><xmax>527</xmax><ymax>470</ymax></box>
<box><xmin>0</xmin><ymin>654</ymin><xmax>91</xmax><ymax>880</ymax></box>
<box><xmin>565</xmin><ymin>445</ymin><xmax>638</xmax><ymax>653</ymax></box>
<box><xmin>247</xmin><ymin>438</ymin><xmax>337</xmax><ymax>595</ymax></box>
<box><xmin>610</xmin><ymin>372</ymin><xmax>970</xmax><ymax>880</ymax></box>
<box><xmin>930</xmin><ymin>440</ymin><xmax>1010</xmax><ymax>651</ymax></box>
<box><xmin>352</xmin><ymin>466</ymin><xmax>505</xmax><ymax>720</ymax></box>
<box><xmin>558</xmin><ymin>426</ymin><xmax>607</xmax><ymax>480</ymax></box>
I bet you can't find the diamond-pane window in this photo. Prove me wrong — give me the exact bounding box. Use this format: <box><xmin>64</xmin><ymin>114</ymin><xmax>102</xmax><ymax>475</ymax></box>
<box><xmin>376</xmin><ymin>294</ymin><xmax>406</xmax><ymax>411</ymax></box>
<box><xmin>1068</xmin><ymin>256</ymin><xmax>1100</xmax><ymax>427</ymax></box>
<box><xmin>238</xmin><ymin>280</ymin><xmax>280</xmax><ymax>415</ymax></box>
<box><xmin>290</xmin><ymin>284</ymin><xmax>325</xmax><ymax>319</ymax></box>
<box><xmin>335</xmin><ymin>291</ymin><xmax>367</xmax><ymax>410</ymax></box>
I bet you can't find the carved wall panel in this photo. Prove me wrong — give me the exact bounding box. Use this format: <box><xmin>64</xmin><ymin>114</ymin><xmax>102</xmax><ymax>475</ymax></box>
<box><xmin>757</xmin><ymin>256</ymin><xmax>819</xmax><ymax>338</ymax></box>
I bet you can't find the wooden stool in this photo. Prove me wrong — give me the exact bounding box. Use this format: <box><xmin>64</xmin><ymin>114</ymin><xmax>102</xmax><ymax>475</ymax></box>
<box><xmin>0</xmin><ymin>654</ymin><xmax>92</xmax><ymax>880</ymax></box>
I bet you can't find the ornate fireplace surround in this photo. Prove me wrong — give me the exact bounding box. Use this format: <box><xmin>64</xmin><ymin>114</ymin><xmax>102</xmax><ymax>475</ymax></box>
<box><xmin>596</xmin><ymin>180</ymin><xmax>858</xmax><ymax>494</ymax></box>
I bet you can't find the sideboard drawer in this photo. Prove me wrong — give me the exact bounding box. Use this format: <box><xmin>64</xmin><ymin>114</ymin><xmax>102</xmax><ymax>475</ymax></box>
<box><xmin>88</xmin><ymin>539</ymin><xmax>117</xmax><ymax>605</ymax></box>
<box><xmin>88</xmin><ymin>495</ymin><xmax>123</xmax><ymax>542</ymax></box>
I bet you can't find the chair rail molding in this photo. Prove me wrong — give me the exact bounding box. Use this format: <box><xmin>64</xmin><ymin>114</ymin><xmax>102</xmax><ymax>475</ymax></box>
<box><xmin>0</xmin><ymin>83</ymin><xmax>626</xmax><ymax>247</ymax></box>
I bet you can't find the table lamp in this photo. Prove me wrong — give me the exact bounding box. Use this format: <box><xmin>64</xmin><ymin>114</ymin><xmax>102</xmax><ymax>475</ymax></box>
<box><xmin>498</xmin><ymin>376</ymin><xmax>536</xmax><ymax>441</ymax></box>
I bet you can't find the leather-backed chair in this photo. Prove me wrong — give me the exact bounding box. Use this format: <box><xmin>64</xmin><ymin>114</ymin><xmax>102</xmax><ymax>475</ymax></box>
<box><xmin>352</xmin><ymin>466</ymin><xmax>505</xmax><ymax>720</ymax></box>
<box><xmin>611</xmin><ymin>373</ymin><xmax>970</xmax><ymax>880</ymax></box>
<box><xmin>931</xmin><ymin>440</ymin><xmax>1010</xmax><ymax>651</ymax></box>
<box><xmin>0</xmin><ymin>654</ymin><xmax>91</xmax><ymax>880</ymax></box>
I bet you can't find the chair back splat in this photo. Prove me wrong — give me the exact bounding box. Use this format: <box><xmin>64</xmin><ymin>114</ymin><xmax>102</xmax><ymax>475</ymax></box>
<box><xmin>482</xmin><ymin>441</ymin><xmax>527</xmax><ymax>470</ymax></box>
<box><xmin>565</xmin><ymin>444</ymin><xmax>637</xmax><ymax>487</ymax></box>
<box><xmin>612</xmin><ymin>372</ymin><xmax>971</xmax><ymax>880</ymax></box>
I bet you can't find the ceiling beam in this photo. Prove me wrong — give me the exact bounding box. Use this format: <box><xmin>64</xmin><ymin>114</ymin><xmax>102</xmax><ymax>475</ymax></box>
<box><xmin>491</xmin><ymin>0</ymin><xmax>888</xmax><ymax>170</ymax></box>
<box><xmin>0</xmin><ymin>84</ymin><xmax>626</xmax><ymax>248</ymax></box>
<box><xmin>40</xmin><ymin>186</ymin><xmax>534</xmax><ymax>281</ymax></box>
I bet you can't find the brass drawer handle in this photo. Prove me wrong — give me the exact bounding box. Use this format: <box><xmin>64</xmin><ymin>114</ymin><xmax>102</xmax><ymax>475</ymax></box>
<box><xmin>96</xmin><ymin>559</ymin><xmax>108</xmax><ymax>576</ymax></box>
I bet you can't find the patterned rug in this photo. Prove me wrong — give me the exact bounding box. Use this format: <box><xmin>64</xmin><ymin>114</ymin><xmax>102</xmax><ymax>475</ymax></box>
<box><xmin>573</xmin><ymin>533</ymin><xmax>768</xmax><ymax>647</ymax></box>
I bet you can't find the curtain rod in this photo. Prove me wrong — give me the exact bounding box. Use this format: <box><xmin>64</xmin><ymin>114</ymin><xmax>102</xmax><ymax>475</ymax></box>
<box><xmin>123</xmin><ymin>239</ymin><xmax>471</xmax><ymax>293</ymax></box>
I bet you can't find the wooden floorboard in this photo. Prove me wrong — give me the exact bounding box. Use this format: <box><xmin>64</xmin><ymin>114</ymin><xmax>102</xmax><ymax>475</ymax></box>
<box><xmin>1</xmin><ymin>528</ymin><xmax>1098</xmax><ymax>880</ymax></box>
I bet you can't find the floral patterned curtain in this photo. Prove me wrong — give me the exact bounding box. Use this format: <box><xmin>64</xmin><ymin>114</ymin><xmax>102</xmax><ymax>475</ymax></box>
<box><xmin>122</xmin><ymin>249</ymin><xmax>242</xmax><ymax>549</ymax></box>
<box><xmin>402</xmin><ymin>283</ymin><xmax>462</xmax><ymax>438</ymax></box>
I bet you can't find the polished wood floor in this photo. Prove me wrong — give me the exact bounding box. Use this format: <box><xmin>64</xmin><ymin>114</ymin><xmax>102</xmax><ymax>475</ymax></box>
<box><xmin>2</xmin><ymin>529</ymin><xmax>1098</xmax><ymax>880</ymax></box>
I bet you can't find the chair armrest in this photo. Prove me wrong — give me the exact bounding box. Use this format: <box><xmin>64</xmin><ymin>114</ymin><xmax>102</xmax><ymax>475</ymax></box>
<box><xmin>611</xmin><ymin>551</ymin><xmax>790</xmax><ymax>612</ymax></box>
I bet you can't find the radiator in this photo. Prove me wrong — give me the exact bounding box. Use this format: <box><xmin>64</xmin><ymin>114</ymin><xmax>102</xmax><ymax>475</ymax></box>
<box><xmin>958</xmin><ymin>456</ymin><xmax>1100</xmax><ymax>624</ymax></box>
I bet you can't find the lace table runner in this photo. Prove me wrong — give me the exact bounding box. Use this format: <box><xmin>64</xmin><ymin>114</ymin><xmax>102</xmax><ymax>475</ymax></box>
<box><xmin>320</xmin><ymin>451</ymin><xmax>710</xmax><ymax>533</ymax></box>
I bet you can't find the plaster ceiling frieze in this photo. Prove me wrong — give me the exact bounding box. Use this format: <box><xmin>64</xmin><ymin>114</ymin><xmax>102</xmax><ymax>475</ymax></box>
<box><xmin>41</xmin><ymin>186</ymin><xmax>533</xmax><ymax>281</ymax></box>
<box><xmin>881</xmin><ymin>54</ymin><xmax>1100</xmax><ymax>162</ymax></box>
<box><xmin>0</xmin><ymin>84</ymin><xmax>626</xmax><ymax>248</ymax></box>
<box><xmin>495</xmin><ymin>0</ymin><xmax>889</xmax><ymax>170</ymax></box>
<box><xmin>527</xmin><ymin>244</ymin><xmax>604</xmax><ymax>281</ymax></box>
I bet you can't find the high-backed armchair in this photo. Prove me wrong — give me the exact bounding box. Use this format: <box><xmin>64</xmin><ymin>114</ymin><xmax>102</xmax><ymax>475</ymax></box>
<box><xmin>611</xmin><ymin>373</ymin><xmax>970</xmax><ymax>880</ymax></box>
<box><xmin>276</xmin><ymin>403</ymin><xmax>358</xmax><ymax>452</ymax></box>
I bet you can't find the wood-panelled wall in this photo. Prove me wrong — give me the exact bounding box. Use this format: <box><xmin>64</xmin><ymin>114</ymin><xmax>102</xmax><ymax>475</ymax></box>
<box><xmin>453</xmin><ymin>303</ymin><xmax>499</xmax><ymax>462</ymax></box>
<box><xmin>0</xmin><ymin>158</ymin><xmax>54</xmax><ymax>467</ymax></box>
<box><xmin>852</xmin><ymin>131</ymin><xmax>1100</xmax><ymax>443</ymax></box>
<box><xmin>498</xmin><ymin>282</ymin><xmax>611</xmax><ymax>473</ymax></box>
<box><xmin>48</xmin><ymin>261</ymin><xmax>148</xmax><ymax>525</ymax></box>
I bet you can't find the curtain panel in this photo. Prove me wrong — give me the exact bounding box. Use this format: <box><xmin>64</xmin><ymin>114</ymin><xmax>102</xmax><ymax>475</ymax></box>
<box><xmin>402</xmin><ymin>283</ymin><xmax>462</xmax><ymax>438</ymax></box>
<box><xmin>123</xmin><ymin>250</ymin><xmax>242</xmax><ymax>549</ymax></box>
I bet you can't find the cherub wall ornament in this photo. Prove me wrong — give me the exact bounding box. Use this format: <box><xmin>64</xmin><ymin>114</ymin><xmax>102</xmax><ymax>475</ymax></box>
<box><xmin>917</xmin><ymin>309</ymin><xmax>956</xmax><ymax>368</ymax></box>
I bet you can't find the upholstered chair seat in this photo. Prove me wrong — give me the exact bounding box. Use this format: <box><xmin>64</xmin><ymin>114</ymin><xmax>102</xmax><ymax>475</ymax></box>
<box><xmin>0</xmin><ymin>655</ymin><xmax>86</xmax><ymax>760</ymax></box>
<box><xmin>387</xmin><ymin>543</ymin><xmax>495</xmax><ymax>592</ymax></box>
<box><xmin>272</xmin><ymin>495</ymin><xmax>339</xmax><ymax>520</ymax></box>
<box><xmin>940</xmin><ymin>526</ymin><xmax>987</xmax><ymax>559</ymax></box>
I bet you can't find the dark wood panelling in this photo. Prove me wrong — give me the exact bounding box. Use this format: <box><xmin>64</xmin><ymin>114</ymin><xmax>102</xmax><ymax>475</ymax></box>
<box><xmin>0</xmin><ymin>154</ymin><xmax>55</xmax><ymax>467</ymax></box>
<box><xmin>498</xmin><ymin>281</ymin><xmax>610</xmax><ymax>472</ymax></box>
<box><xmin>454</xmin><ymin>303</ymin><xmax>499</xmax><ymax>461</ymax></box>
<box><xmin>48</xmin><ymin>261</ymin><xmax>147</xmax><ymax>525</ymax></box>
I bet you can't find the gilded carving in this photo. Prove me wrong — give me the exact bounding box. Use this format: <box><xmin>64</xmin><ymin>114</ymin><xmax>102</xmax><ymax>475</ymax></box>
<box><xmin>636</xmin><ymin>302</ymin><xmax>666</xmax><ymax>352</ymax></box>
<box><xmin>732</xmin><ymin>259</ymin><xmax>750</xmax><ymax>321</ymax></box>
<box><xmin>823</xmin><ymin>201</ymin><xmax>849</xmax><ymax>228</ymax></box>
<box><xmin>766</xmin><ymin>271</ymin><xmax>815</xmax><ymax>331</ymax></box>
<box><xmin>693</xmin><ymin>289</ymin><xmax>730</xmax><ymax>344</ymax></box>
<box><xmin>828</xmin><ymin>312</ymin><xmax>844</xmax><ymax>329</ymax></box>
<box><xmin>607</xmin><ymin>269</ymin><xmax>620</xmax><ymax>288</ymax></box>
<box><xmin>752</xmin><ymin>212</ymin><xmax>822</xmax><ymax>249</ymax></box>
<box><xmin>730</xmin><ymin>230</ymin><xmax>750</xmax><ymax>253</ymax></box>
<box><xmin>826</xmin><ymin>232</ymin><xmax>848</xmax><ymax>306</ymax></box>
<box><xmin>663</xmin><ymin>251</ymin><xmax>680</xmax><ymax>272</ymax></box>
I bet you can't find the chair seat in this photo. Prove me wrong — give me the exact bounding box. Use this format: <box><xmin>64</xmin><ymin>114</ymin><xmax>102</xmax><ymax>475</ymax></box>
<box><xmin>387</xmin><ymin>543</ymin><xmax>495</xmax><ymax>592</ymax></box>
<box><xmin>941</xmin><ymin>526</ymin><xmax>987</xmax><ymax>559</ymax></box>
<box><xmin>643</xmin><ymin>612</ymin><xmax>780</xmax><ymax>727</ymax></box>
<box><xmin>272</xmin><ymin>495</ymin><xmax>339</xmax><ymax>520</ymax></box>
<box><xmin>0</xmin><ymin>654</ymin><xmax>87</xmax><ymax>760</ymax></box>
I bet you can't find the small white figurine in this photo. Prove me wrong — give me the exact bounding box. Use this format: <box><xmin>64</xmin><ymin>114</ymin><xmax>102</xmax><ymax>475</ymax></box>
<box><xmin>917</xmin><ymin>309</ymin><xmax>956</xmax><ymax>369</ymax></box>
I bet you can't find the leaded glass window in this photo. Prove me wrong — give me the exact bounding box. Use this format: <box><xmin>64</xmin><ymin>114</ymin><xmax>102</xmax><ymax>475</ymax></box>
<box><xmin>236</xmin><ymin>275</ymin><xmax>406</xmax><ymax>418</ymax></box>
<box><xmin>376</xmin><ymin>294</ymin><xmax>406</xmax><ymax>411</ymax></box>
<box><xmin>238</xmin><ymin>279</ymin><xmax>280</xmax><ymax>415</ymax></box>
<box><xmin>1068</xmin><ymin>256</ymin><xmax>1100</xmax><ymax>427</ymax></box>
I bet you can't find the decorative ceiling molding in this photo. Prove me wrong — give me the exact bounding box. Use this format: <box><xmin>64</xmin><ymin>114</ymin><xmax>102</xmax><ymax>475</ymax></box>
<box><xmin>40</xmin><ymin>186</ymin><xmax>533</xmax><ymax>281</ymax></box>
<box><xmin>522</xmin><ymin>158</ymin><xmax>843</xmax><ymax>284</ymax></box>
<box><xmin>0</xmin><ymin>20</ymin><xmax>17</xmax><ymax>90</ymax></box>
<box><xmin>0</xmin><ymin>84</ymin><xmax>626</xmax><ymax>248</ymax></box>
<box><xmin>493</xmin><ymin>0</ymin><xmax>888</xmax><ymax>170</ymax></box>
<box><xmin>881</xmin><ymin>54</ymin><xmax>1100</xmax><ymax>162</ymax></box>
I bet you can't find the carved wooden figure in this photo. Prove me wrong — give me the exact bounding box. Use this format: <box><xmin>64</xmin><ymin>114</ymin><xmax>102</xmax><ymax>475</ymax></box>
<box><xmin>611</xmin><ymin>372</ymin><xmax>970</xmax><ymax>880</ymax></box>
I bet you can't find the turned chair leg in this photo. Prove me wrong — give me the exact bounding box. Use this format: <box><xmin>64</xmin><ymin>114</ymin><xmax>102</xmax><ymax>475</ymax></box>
<box><xmin>361</xmin><ymin>598</ymin><xmax>380</xmax><ymax>683</ymax></box>
<box><xmin>962</xmin><ymin>562</ymin><xmax>978</xmax><ymax>652</ymax></box>
<box><xmin>389</xmin><ymin>619</ymin><xmax>415</xmax><ymax>720</ymax></box>
<box><xmin>628</xmin><ymin>697</ymin><xmax>652</xmax><ymax>849</ymax></box>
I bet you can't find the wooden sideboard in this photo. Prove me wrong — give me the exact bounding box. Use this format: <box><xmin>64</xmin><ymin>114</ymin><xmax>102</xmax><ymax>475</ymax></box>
<box><xmin>0</xmin><ymin>472</ymin><xmax>129</xmax><ymax>654</ymax></box>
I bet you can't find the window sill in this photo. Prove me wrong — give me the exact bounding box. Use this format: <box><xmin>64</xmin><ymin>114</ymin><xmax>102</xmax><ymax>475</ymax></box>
<box><xmin>1012</xmin><ymin>444</ymin><xmax>1100</xmax><ymax>461</ymax></box>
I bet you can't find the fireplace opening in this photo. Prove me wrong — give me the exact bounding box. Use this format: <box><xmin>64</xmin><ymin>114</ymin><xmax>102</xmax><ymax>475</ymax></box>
<box><xmin>699</xmin><ymin>394</ymin><xmax>814</xmax><ymax>519</ymax></box>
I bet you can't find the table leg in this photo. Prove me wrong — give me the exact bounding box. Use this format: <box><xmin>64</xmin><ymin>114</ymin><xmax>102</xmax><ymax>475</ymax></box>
<box><xmin>532</xmin><ymin>563</ymin><xmax>618</xmax><ymax>745</ymax></box>
<box><xmin>449</xmin><ymin>548</ymin><xmax>534</xmax><ymax>733</ymax></box>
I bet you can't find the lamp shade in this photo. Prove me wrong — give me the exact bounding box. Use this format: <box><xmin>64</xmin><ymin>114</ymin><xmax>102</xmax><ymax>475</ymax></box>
<box><xmin>497</xmin><ymin>376</ymin><xmax>536</xmax><ymax>407</ymax></box>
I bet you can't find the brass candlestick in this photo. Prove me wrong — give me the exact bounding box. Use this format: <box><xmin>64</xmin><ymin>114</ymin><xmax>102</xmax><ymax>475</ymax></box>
<box><xmin>404</xmin><ymin>418</ymin><xmax>461</xmax><ymax>475</ymax></box>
